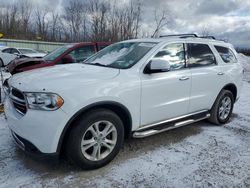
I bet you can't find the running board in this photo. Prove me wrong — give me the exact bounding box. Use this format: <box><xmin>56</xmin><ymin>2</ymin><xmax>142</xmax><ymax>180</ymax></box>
<box><xmin>133</xmin><ymin>113</ymin><xmax>210</xmax><ymax>138</ymax></box>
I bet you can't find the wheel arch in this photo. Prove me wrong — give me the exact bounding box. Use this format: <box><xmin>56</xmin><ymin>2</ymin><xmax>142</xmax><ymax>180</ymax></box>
<box><xmin>222</xmin><ymin>83</ymin><xmax>237</xmax><ymax>102</ymax></box>
<box><xmin>57</xmin><ymin>101</ymin><xmax>133</xmax><ymax>153</ymax></box>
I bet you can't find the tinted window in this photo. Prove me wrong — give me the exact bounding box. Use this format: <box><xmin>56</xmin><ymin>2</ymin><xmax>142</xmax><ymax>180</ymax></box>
<box><xmin>215</xmin><ymin>46</ymin><xmax>237</xmax><ymax>64</ymax></box>
<box><xmin>2</xmin><ymin>48</ymin><xmax>11</xmax><ymax>53</ymax></box>
<box><xmin>11</xmin><ymin>48</ymin><xmax>19</xmax><ymax>54</ymax></box>
<box><xmin>43</xmin><ymin>44</ymin><xmax>74</xmax><ymax>62</ymax></box>
<box><xmin>187</xmin><ymin>43</ymin><xmax>216</xmax><ymax>68</ymax></box>
<box><xmin>153</xmin><ymin>43</ymin><xmax>185</xmax><ymax>71</ymax></box>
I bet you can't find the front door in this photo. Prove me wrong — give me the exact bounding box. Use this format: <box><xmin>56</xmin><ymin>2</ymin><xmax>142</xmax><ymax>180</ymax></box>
<box><xmin>140</xmin><ymin>43</ymin><xmax>191</xmax><ymax>126</ymax></box>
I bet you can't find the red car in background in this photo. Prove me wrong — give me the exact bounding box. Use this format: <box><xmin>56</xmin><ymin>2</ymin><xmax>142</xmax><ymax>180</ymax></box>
<box><xmin>7</xmin><ymin>42</ymin><xmax>112</xmax><ymax>74</ymax></box>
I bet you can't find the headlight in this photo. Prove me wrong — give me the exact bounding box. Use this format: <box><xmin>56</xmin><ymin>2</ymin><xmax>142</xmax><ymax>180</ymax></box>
<box><xmin>25</xmin><ymin>92</ymin><xmax>64</xmax><ymax>111</ymax></box>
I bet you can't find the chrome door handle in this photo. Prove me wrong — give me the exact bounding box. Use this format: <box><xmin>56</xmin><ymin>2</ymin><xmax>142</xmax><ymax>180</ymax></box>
<box><xmin>217</xmin><ymin>72</ymin><xmax>224</xmax><ymax>75</ymax></box>
<box><xmin>179</xmin><ymin>76</ymin><xmax>189</xmax><ymax>81</ymax></box>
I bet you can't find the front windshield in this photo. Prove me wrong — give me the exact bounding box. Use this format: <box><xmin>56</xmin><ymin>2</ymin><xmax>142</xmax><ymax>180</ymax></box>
<box><xmin>43</xmin><ymin>44</ymin><xmax>74</xmax><ymax>62</ymax></box>
<box><xmin>18</xmin><ymin>48</ymin><xmax>38</xmax><ymax>54</ymax></box>
<box><xmin>84</xmin><ymin>42</ymin><xmax>157</xmax><ymax>69</ymax></box>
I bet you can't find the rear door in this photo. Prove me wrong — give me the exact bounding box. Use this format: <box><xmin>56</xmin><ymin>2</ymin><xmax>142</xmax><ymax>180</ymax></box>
<box><xmin>187</xmin><ymin>43</ymin><xmax>225</xmax><ymax>112</ymax></box>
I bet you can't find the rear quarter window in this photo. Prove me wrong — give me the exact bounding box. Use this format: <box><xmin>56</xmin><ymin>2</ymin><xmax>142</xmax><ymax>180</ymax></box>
<box><xmin>214</xmin><ymin>46</ymin><xmax>237</xmax><ymax>64</ymax></box>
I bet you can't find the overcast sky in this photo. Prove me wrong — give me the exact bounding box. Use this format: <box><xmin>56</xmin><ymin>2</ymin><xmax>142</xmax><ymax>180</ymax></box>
<box><xmin>1</xmin><ymin>0</ymin><xmax>250</xmax><ymax>48</ymax></box>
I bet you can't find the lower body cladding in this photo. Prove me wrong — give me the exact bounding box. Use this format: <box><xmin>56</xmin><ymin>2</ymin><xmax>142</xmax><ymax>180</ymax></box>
<box><xmin>11</xmin><ymin>131</ymin><xmax>58</xmax><ymax>160</ymax></box>
<box><xmin>4</xmin><ymin>96</ymin><xmax>70</xmax><ymax>157</ymax></box>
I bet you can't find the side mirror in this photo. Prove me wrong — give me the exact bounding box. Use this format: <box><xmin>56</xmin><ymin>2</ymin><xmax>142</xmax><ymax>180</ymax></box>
<box><xmin>144</xmin><ymin>58</ymin><xmax>171</xmax><ymax>74</ymax></box>
<box><xmin>13</xmin><ymin>52</ymin><xmax>19</xmax><ymax>56</ymax></box>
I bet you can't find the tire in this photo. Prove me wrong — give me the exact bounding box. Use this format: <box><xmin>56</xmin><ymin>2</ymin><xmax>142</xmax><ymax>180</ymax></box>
<box><xmin>208</xmin><ymin>90</ymin><xmax>234</xmax><ymax>125</ymax></box>
<box><xmin>66</xmin><ymin>109</ymin><xmax>124</xmax><ymax>170</ymax></box>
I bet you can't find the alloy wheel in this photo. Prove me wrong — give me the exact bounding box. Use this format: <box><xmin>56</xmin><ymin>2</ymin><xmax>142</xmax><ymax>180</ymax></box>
<box><xmin>218</xmin><ymin>96</ymin><xmax>232</xmax><ymax>120</ymax></box>
<box><xmin>81</xmin><ymin>120</ymin><xmax>117</xmax><ymax>161</ymax></box>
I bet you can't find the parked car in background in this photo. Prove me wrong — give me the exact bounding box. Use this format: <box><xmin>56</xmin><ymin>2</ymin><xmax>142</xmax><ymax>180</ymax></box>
<box><xmin>4</xmin><ymin>34</ymin><xmax>243</xmax><ymax>169</ymax></box>
<box><xmin>2</xmin><ymin>47</ymin><xmax>47</xmax><ymax>58</ymax></box>
<box><xmin>7</xmin><ymin>42</ymin><xmax>112</xmax><ymax>74</ymax></box>
<box><xmin>0</xmin><ymin>46</ymin><xmax>17</xmax><ymax>67</ymax></box>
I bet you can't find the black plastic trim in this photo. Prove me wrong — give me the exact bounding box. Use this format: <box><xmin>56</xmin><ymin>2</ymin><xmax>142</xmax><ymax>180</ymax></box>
<box><xmin>12</xmin><ymin>132</ymin><xmax>59</xmax><ymax>161</ymax></box>
<box><xmin>56</xmin><ymin>101</ymin><xmax>132</xmax><ymax>153</ymax></box>
<box><xmin>134</xmin><ymin>111</ymin><xmax>208</xmax><ymax>133</ymax></box>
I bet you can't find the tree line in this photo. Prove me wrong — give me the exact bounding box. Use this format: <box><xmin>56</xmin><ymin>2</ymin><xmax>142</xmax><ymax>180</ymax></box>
<box><xmin>0</xmin><ymin>0</ymin><xmax>169</xmax><ymax>43</ymax></box>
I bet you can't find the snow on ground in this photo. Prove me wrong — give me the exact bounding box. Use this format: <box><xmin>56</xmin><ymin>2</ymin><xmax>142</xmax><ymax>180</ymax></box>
<box><xmin>238</xmin><ymin>53</ymin><xmax>250</xmax><ymax>72</ymax></box>
<box><xmin>0</xmin><ymin>58</ymin><xmax>250</xmax><ymax>187</ymax></box>
<box><xmin>1</xmin><ymin>81</ymin><xmax>250</xmax><ymax>187</ymax></box>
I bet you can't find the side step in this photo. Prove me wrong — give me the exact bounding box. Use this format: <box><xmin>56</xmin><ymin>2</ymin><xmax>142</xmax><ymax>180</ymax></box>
<box><xmin>133</xmin><ymin>112</ymin><xmax>210</xmax><ymax>138</ymax></box>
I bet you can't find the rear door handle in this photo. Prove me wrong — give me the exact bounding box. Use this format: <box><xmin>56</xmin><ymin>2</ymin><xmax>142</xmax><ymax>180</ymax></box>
<box><xmin>217</xmin><ymin>72</ymin><xmax>224</xmax><ymax>76</ymax></box>
<box><xmin>179</xmin><ymin>76</ymin><xmax>190</xmax><ymax>81</ymax></box>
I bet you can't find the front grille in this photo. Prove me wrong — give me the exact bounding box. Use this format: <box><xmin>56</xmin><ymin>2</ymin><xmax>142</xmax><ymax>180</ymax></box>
<box><xmin>10</xmin><ymin>88</ymin><xmax>27</xmax><ymax>115</ymax></box>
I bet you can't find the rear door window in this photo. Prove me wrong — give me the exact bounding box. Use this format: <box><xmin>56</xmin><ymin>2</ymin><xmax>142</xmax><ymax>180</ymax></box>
<box><xmin>214</xmin><ymin>46</ymin><xmax>237</xmax><ymax>64</ymax></box>
<box><xmin>187</xmin><ymin>43</ymin><xmax>216</xmax><ymax>68</ymax></box>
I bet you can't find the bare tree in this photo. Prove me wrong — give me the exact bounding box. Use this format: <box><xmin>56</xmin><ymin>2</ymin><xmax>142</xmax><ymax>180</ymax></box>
<box><xmin>49</xmin><ymin>12</ymin><xmax>60</xmax><ymax>41</ymax></box>
<box><xmin>63</xmin><ymin>0</ymin><xmax>87</xmax><ymax>42</ymax></box>
<box><xmin>18</xmin><ymin>0</ymin><xmax>33</xmax><ymax>39</ymax></box>
<box><xmin>201</xmin><ymin>26</ymin><xmax>211</xmax><ymax>37</ymax></box>
<box><xmin>88</xmin><ymin>0</ymin><xmax>110</xmax><ymax>41</ymax></box>
<box><xmin>35</xmin><ymin>8</ymin><xmax>49</xmax><ymax>40</ymax></box>
<box><xmin>0</xmin><ymin>0</ymin><xmax>143</xmax><ymax>42</ymax></box>
<box><xmin>151</xmin><ymin>9</ymin><xmax>169</xmax><ymax>38</ymax></box>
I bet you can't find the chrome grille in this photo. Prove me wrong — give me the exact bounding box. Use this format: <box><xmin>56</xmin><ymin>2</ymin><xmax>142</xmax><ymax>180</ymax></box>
<box><xmin>10</xmin><ymin>88</ymin><xmax>27</xmax><ymax>115</ymax></box>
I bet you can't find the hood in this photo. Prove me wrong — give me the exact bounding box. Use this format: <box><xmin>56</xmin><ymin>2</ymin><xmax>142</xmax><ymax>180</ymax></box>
<box><xmin>12</xmin><ymin>57</ymin><xmax>44</xmax><ymax>65</ymax></box>
<box><xmin>24</xmin><ymin>53</ymin><xmax>47</xmax><ymax>58</ymax></box>
<box><xmin>7</xmin><ymin>58</ymin><xmax>45</xmax><ymax>73</ymax></box>
<box><xmin>9</xmin><ymin>64</ymin><xmax>120</xmax><ymax>92</ymax></box>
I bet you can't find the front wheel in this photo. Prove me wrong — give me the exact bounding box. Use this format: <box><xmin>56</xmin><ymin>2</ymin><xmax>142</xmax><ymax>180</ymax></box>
<box><xmin>66</xmin><ymin>109</ymin><xmax>124</xmax><ymax>170</ymax></box>
<box><xmin>208</xmin><ymin>90</ymin><xmax>234</xmax><ymax>125</ymax></box>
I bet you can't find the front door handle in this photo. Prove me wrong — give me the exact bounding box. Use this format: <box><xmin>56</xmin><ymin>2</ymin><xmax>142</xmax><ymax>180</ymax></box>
<box><xmin>217</xmin><ymin>72</ymin><xmax>224</xmax><ymax>76</ymax></box>
<box><xmin>179</xmin><ymin>76</ymin><xmax>190</xmax><ymax>81</ymax></box>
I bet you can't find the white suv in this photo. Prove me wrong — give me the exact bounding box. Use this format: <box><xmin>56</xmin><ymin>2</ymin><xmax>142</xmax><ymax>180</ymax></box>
<box><xmin>4</xmin><ymin>34</ymin><xmax>243</xmax><ymax>169</ymax></box>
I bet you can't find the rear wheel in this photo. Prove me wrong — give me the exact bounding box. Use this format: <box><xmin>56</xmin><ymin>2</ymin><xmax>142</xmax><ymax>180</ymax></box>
<box><xmin>208</xmin><ymin>90</ymin><xmax>234</xmax><ymax>125</ymax></box>
<box><xmin>66</xmin><ymin>109</ymin><xmax>124</xmax><ymax>170</ymax></box>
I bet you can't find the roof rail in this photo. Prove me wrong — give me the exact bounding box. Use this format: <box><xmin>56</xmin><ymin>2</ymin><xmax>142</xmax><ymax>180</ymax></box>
<box><xmin>199</xmin><ymin>36</ymin><xmax>216</xmax><ymax>39</ymax></box>
<box><xmin>159</xmin><ymin>34</ymin><xmax>198</xmax><ymax>38</ymax></box>
<box><xmin>159</xmin><ymin>34</ymin><xmax>219</xmax><ymax>40</ymax></box>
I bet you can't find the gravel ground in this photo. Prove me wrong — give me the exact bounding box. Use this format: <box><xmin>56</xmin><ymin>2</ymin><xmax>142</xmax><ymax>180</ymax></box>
<box><xmin>0</xmin><ymin>62</ymin><xmax>250</xmax><ymax>187</ymax></box>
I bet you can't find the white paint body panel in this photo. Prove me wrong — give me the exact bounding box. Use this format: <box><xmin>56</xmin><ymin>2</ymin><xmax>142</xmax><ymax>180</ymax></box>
<box><xmin>140</xmin><ymin>69</ymin><xmax>191</xmax><ymax>126</ymax></box>
<box><xmin>0</xmin><ymin>51</ymin><xmax>16</xmax><ymax>66</ymax></box>
<box><xmin>5</xmin><ymin>37</ymin><xmax>243</xmax><ymax>153</ymax></box>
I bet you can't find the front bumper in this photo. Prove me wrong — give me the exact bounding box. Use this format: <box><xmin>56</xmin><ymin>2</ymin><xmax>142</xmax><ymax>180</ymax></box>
<box><xmin>11</xmin><ymin>131</ymin><xmax>59</xmax><ymax>161</ymax></box>
<box><xmin>4</xmin><ymin>95</ymin><xmax>70</xmax><ymax>154</ymax></box>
